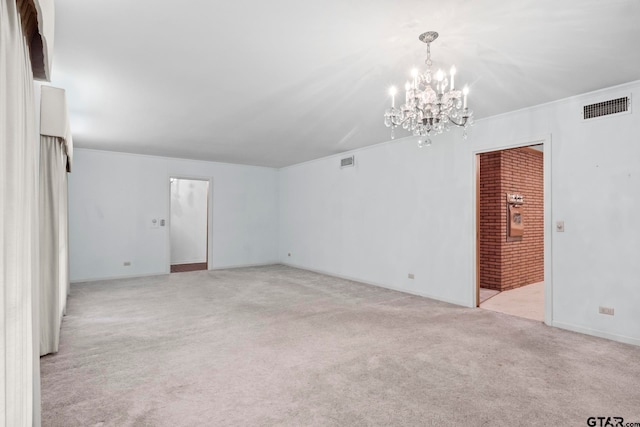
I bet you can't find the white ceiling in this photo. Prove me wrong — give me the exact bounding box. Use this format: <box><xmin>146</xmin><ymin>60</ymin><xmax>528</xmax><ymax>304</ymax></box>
<box><xmin>51</xmin><ymin>0</ymin><xmax>640</xmax><ymax>167</ymax></box>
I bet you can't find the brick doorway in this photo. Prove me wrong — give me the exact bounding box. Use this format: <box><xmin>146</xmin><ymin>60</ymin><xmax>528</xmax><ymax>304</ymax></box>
<box><xmin>476</xmin><ymin>144</ymin><xmax>544</xmax><ymax>321</ymax></box>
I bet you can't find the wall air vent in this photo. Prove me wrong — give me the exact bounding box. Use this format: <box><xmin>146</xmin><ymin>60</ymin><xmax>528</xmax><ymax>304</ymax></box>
<box><xmin>582</xmin><ymin>96</ymin><xmax>631</xmax><ymax>120</ymax></box>
<box><xmin>340</xmin><ymin>155</ymin><xmax>355</xmax><ymax>168</ymax></box>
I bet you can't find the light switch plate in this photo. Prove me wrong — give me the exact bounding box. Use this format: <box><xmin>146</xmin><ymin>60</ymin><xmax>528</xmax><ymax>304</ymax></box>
<box><xmin>556</xmin><ymin>221</ymin><xmax>565</xmax><ymax>232</ymax></box>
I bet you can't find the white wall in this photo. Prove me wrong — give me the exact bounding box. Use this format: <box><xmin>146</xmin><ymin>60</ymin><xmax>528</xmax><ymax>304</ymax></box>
<box><xmin>68</xmin><ymin>82</ymin><xmax>640</xmax><ymax>346</ymax></box>
<box><xmin>170</xmin><ymin>179</ymin><xmax>208</xmax><ymax>265</ymax></box>
<box><xmin>278</xmin><ymin>80</ymin><xmax>640</xmax><ymax>346</ymax></box>
<box><xmin>69</xmin><ymin>149</ymin><xmax>278</xmax><ymax>281</ymax></box>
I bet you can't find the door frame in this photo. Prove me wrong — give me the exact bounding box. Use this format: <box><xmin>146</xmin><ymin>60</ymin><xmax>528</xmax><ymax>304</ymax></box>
<box><xmin>472</xmin><ymin>135</ymin><xmax>553</xmax><ymax>325</ymax></box>
<box><xmin>166</xmin><ymin>175</ymin><xmax>213</xmax><ymax>274</ymax></box>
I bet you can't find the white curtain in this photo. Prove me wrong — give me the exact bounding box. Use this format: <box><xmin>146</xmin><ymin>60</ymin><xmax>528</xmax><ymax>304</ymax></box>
<box><xmin>0</xmin><ymin>0</ymin><xmax>41</xmax><ymax>425</ymax></box>
<box><xmin>39</xmin><ymin>136</ymin><xmax>69</xmax><ymax>356</ymax></box>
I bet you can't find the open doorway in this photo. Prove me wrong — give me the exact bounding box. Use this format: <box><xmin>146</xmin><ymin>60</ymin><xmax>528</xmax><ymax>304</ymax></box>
<box><xmin>169</xmin><ymin>177</ymin><xmax>210</xmax><ymax>273</ymax></box>
<box><xmin>476</xmin><ymin>144</ymin><xmax>545</xmax><ymax>321</ymax></box>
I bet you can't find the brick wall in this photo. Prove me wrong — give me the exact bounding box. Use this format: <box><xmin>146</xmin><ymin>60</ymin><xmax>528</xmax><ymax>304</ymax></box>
<box><xmin>479</xmin><ymin>147</ymin><xmax>544</xmax><ymax>291</ymax></box>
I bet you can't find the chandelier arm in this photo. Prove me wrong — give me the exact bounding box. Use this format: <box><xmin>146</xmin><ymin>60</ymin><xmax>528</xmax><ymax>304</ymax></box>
<box><xmin>391</xmin><ymin>105</ymin><xmax>427</xmax><ymax>126</ymax></box>
<box><xmin>391</xmin><ymin>115</ymin><xmax>413</xmax><ymax>126</ymax></box>
<box><xmin>448</xmin><ymin>114</ymin><xmax>469</xmax><ymax>127</ymax></box>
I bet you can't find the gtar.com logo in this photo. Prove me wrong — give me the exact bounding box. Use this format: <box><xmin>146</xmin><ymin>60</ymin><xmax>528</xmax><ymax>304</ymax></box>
<box><xmin>587</xmin><ymin>417</ymin><xmax>623</xmax><ymax>427</ymax></box>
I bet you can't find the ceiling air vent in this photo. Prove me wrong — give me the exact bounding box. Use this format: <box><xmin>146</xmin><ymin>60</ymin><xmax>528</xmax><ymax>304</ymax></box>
<box><xmin>583</xmin><ymin>96</ymin><xmax>631</xmax><ymax>120</ymax></box>
<box><xmin>340</xmin><ymin>155</ymin><xmax>355</xmax><ymax>168</ymax></box>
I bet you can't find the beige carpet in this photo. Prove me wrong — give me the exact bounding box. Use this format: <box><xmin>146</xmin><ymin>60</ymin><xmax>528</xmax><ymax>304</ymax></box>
<box><xmin>41</xmin><ymin>266</ymin><xmax>640</xmax><ymax>426</ymax></box>
<box><xmin>481</xmin><ymin>281</ymin><xmax>544</xmax><ymax>322</ymax></box>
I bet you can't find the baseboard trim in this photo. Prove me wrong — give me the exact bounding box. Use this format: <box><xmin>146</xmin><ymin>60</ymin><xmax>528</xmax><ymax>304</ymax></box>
<box><xmin>209</xmin><ymin>261</ymin><xmax>280</xmax><ymax>271</ymax></box>
<box><xmin>71</xmin><ymin>261</ymin><xmax>281</xmax><ymax>283</ymax></box>
<box><xmin>281</xmin><ymin>262</ymin><xmax>468</xmax><ymax>307</ymax></box>
<box><xmin>551</xmin><ymin>321</ymin><xmax>640</xmax><ymax>347</ymax></box>
<box><xmin>71</xmin><ymin>271</ymin><xmax>168</xmax><ymax>284</ymax></box>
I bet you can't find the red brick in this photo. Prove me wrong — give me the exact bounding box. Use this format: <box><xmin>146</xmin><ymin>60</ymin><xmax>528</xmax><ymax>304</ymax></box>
<box><xmin>479</xmin><ymin>148</ymin><xmax>543</xmax><ymax>291</ymax></box>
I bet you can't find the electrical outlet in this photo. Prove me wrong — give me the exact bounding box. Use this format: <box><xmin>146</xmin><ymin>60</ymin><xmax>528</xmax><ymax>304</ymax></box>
<box><xmin>408</xmin><ymin>273</ymin><xmax>415</xmax><ymax>279</ymax></box>
<box><xmin>123</xmin><ymin>261</ymin><xmax>131</xmax><ymax>267</ymax></box>
<box><xmin>599</xmin><ymin>306</ymin><xmax>614</xmax><ymax>316</ymax></box>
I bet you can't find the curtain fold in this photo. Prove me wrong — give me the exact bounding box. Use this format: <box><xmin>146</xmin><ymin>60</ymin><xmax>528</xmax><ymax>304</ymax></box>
<box><xmin>0</xmin><ymin>0</ymin><xmax>40</xmax><ymax>425</ymax></box>
<box><xmin>61</xmin><ymin>169</ymin><xmax>70</xmax><ymax>302</ymax></box>
<box><xmin>39</xmin><ymin>136</ymin><xmax>68</xmax><ymax>356</ymax></box>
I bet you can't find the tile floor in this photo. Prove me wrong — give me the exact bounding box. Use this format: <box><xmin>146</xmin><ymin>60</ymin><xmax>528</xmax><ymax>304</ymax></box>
<box><xmin>480</xmin><ymin>281</ymin><xmax>544</xmax><ymax>322</ymax></box>
<box><xmin>479</xmin><ymin>287</ymin><xmax>500</xmax><ymax>303</ymax></box>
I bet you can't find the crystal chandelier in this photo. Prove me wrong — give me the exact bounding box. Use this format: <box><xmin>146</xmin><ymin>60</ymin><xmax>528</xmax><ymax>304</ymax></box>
<box><xmin>384</xmin><ymin>31</ymin><xmax>474</xmax><ymax>147</ymax></box>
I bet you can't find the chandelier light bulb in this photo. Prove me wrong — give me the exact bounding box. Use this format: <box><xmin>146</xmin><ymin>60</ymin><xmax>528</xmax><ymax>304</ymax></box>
<box><xmin>436</xmin><ymin>70</ymin><xmax>444</xmax><ymax>94</ymax></box>
<box><xmin>389</xmin><ymin>86</ymin><xmax>397</xmax><ymax>107</ymax></box>
<box><xmin>463</xmin><ymin>85</ymin><xmax>469</xmax><ymax>109</ymax></box>
<box><xmin>450</xmin><ymin>65</ymin><xmax>456</xmax><ymax>90</ymax></box>
<box><xmin>383</xmin><ymin>31</ymin><xmax>474</xmax><ymax>147</ymax></box>
<box><xmin>411</xmin><ymin>68</ymin><xmax>419</xmax><ymax>89</ymax></box>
